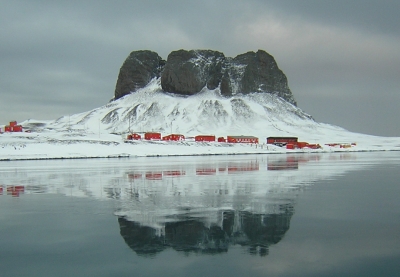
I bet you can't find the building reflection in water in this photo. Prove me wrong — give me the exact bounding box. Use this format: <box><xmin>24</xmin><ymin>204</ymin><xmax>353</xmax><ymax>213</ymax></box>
<box><xmin>117</xmin><ymin>158</ymin><xmax>299</xmax><ymax>257</ymax></box>
<box><xmin>0</xmin><ymin>154</ymin><xmax>360</xmax><ymax>257</ymax></box>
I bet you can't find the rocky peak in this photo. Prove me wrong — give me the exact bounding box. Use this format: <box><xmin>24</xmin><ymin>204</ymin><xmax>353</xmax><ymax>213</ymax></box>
<box><xmin>114</xmin><ymin>50</ymin><xmax>165</xmax><ymax>99</ymax></box>
<box><xmin>114</xmin><ymin>49</ymin><xmax>296</xmax><ymax>106</ymax></box>
<box><xmin>161</xmin><ymin>49</ymin><xmax>225</xmax><ymax>95</ymax></box>
<box><xmin>220</xmin><ymin>50</ymin><xmax>295</xmax><ymax>104</ymax></box>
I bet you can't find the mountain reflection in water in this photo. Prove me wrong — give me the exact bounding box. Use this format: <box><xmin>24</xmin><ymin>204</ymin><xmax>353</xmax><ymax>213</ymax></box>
<box><xmin>0</xmin><ymin>153</ymin><xmax>361</xmax><ymax>259</ymax></box>
<box><xmin>109</xmin><ymin>156</ymin><xmax>312</xmax><ymax>257</ymax></box>
<box><xmin>118</xmin><ymin>204</ymin><xmax>293</xmax><ymax>257</ymax></box>
<box><xmin>0</xmin><ymin>154</ymin><xmax>358</xmax><ymax>259</ymax></box>
<box><xmin>1</xmin><ymin>152</ymin><xmax>399</xmax><ymax>277</ymax></box>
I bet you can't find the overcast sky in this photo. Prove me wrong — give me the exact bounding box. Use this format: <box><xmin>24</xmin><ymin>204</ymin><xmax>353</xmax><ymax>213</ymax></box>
<box><xmin>1</xmin><ymin>0</ymin><xmax>399</xmax><ymax>136</ymax></box>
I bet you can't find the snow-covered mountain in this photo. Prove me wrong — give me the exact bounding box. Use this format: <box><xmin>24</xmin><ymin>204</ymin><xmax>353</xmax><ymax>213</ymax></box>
<box><xmin>23</xmin><ymin>78</ymin><xmax>345</xmax><ymax>140</ymax></box>
<box><xmin>1</xmin><ymin>77</ymin><xmax>398</xmax><ymax>161</ymax></box>
<box><xmin>2</xmin><ymin>48</ymin><xmax>398</xmax><ymax>160</ymax></box>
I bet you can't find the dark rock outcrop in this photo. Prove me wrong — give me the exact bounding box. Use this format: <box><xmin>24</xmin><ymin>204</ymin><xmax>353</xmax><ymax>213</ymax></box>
<box><xmin>220</xmin><ymin>50</ymin><xmax>295</xmax><ymax>104</ymax></box>
<box><xmin>161</xmin><ymin>49</ymin><xmax>225</xmax><ymax>95</ymax></box>
<box><xmin>114</xmin><ymin>49</ymin><xmax>296</xmax><ymax>106</ymax></box>
<box><xmin>114</xmin><ymin>50</ymin><xmax>165</xmax><ymax>99</ymax></box>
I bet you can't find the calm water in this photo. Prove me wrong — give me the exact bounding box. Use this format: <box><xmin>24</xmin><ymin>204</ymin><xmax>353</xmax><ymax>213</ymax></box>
<box><xmin>0</xmin><ymin>152</ymin><xmax>399</xmax><ymax>277</ymax></box>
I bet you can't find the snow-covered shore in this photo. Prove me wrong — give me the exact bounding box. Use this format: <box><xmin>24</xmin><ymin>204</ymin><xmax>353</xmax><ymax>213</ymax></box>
<box><xmin>1</xmin><ymin>129</ymin><xmax>399</xmax><ymax>161</ymax></box>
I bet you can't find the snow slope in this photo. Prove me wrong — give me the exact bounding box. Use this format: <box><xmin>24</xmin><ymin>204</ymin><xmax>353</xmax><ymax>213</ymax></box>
<box><xmin>1</xmin><ymin>78</ymin><xmax>400</xmax><ymax>160</ymax></box>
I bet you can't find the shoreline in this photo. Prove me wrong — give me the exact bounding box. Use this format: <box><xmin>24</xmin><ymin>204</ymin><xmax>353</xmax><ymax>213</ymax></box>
<box><xmin>1</xmin><ymin>148</ymin><xmax>399</xmax><ymax>162</ymax></box>
<box><xmin>1</xmin><ymin>130</ymin><xmax>400</xmax><ymax>161</ymax></box>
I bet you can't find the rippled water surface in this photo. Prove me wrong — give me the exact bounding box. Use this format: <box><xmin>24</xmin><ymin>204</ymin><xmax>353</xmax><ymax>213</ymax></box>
<box><xmin>1</xmin><ymin>152</ymin><xmax>399</xmax><ymax>277</ymax></box>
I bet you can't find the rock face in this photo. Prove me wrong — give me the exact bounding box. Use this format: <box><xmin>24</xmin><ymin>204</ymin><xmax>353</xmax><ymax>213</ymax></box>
<box><xmin>220</xmin><ymin>50</ymin><xmax>295</xmax><ymax>105</ymax></box>
<box><xmin>114</xmin><ymin>49</ymin><xmax>296</xmax><ymax>106</ymax></box>
<box><xmin>161</xmin><ymin>49</ymin><xmax>225</xmax><ymax>95</ymax></box>
<box><xmin>114</xmin><ymin>50</ymin><xmax>165</xmax><ymax>99</ymax></box>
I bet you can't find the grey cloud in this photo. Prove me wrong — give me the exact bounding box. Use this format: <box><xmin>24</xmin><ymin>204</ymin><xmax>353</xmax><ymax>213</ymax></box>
<box><xmin>0</xmin><ymin>0</ymin><xmax>399</xmax><ymax>136</ymax></box>
<box><xmin>253</xmin><ymin>0</ymin><xmax>400</xmax><ymax>37</ymax></box>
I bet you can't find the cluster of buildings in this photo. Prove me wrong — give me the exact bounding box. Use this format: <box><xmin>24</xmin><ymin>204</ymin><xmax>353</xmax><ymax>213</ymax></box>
<box><xmin>0</xmin><ymin>121</ymin><xmax>23</xmax><ymax>133</ymax></box>
<box><xmin>126</xmin><ymin>132</ymin><xmax>325</xmax><ymax>149</ymax></box>
<box><xmin>126</xmin><ymin>132</ymin><xmax>260</xmax><ymax>144</ymax></box>
<box><xmin>1</xmin><ymin>120</ymin><xmax>354</xmax><ymax>150</ymax></box>
<box><xmin>266</xmin><ymin>137</ymin><xmax>322</xmax><ymax>149</ymax></box>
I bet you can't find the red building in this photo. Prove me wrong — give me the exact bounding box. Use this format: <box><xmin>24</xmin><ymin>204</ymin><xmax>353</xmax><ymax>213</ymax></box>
<box><xmin>12</xmin><ymin>125</ymin><xmax>23</xmax><ymax>132</ymax></box>
<box><xmin>227</xmin><ymin>136</ymin><xmax>258</xmax><ymax>143</ymax></box>
<box><xmin>286</xmin><ymin>144</ymin><xmax>295</xmax><ymax>149</ymax></box>
<box><xmin>4</xmin><ymin>125</ymin><xmax>23</xmax><ymax>132</ymax></box>
<box><xmin>127</xmin><ymin>133</ymin><xmax>141</xmax><ymax>140</ymax></box>
<box><xmin>286</xmin><ymin>142</ymin><xmax>321</xmax><ymax>149</ymax></box>
<box><xmin>306</xmin><ymin>144</ymin><xmax>321</xmax><ymax>149</ymax></box>
<box><xmin>144</xmin><ymin>132</ymin><xmax>161</xmax><ymax>140</ymax></box>
<box><xmin>296</xmin><ymin>142</ymin><xmax>308</xmax><ymax>148</ymax></box>
<box><xmin>217</xmin><ymin>137</ymin><xmax>226</xmax><ymax>142</ymax></box>
<box><xmin>162</xmin><ymin>134</ymin><xmax>185</xmax><ymax>141</ymax></box>
<box><xmin>4</xmin><ymin>121</ymin><xmax>22</xmax><ymax>132</ymax></box>
<box><xmin>3</xmin><ymin>121</ymin><xmax>23</xmax><ymax>132</ymax></box>
<box><xmin>195</xmin><ymin>135</ymin><xmax>215</xmax><ymax>142</ymax></box>
<box><xmin>267</xmin><ymin>137</ymin><xmax>298</xmax><ymax>144</ymax></box>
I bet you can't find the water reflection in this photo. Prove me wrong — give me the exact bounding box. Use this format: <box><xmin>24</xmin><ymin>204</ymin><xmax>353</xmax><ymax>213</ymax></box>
<box><xmin>1</xmin><ymin>153</ymin><xmax>397</xmax><ymax>259</ymax></box>
<box><xmin>113</xmin><ymin>154</ymin><xmax>352</xmax><ymax>257</ymax></box>
<box><xmin>267</xmin><ymin>156</ymin><xmax>299</xmax><ymax>170</ymax></box>
<box><xmin>118</xmin><ymin>204</ymin><xmax>293</xmax><ymax>257</ymax></box>
<box><xmin>4</xmin><ymin>185</ymin><xmax>25</xmax><ymax>196</ymax></box>
<box><xmin>1</xmin><ymin>152</ymin><xmax>399</xmax><ymax>276</ymax></box>
<box><xmin>0</xmin><ymin>153</ymin><xmax>365</xmax><ymax>198</ymax></box>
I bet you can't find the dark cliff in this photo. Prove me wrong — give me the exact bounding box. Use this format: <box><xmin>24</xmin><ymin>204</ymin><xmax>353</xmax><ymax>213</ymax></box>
<box><xmin>114</xmin><ymin>50</ymin><xmax>165</xmax><ymax>100</ymax></box>
<box><xmin>114</xmin><ymin>49</ymin><xmax>296</xmax><ymax>106</ymax></box>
